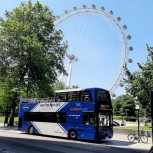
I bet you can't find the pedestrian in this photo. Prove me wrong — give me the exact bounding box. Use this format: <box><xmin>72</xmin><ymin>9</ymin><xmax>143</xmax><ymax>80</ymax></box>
<box><xmin>144</xmin><ymin>118</ymin><xmax>148</xmax><ymax>126</ymax></box>
<box><xmin>121</xmin><ymin>119</ymin><xmax>126</xmax><ymax>126</ymax></box>
<box><xmin>4</xmin><ymin>116</ymin><xmax>8</xmax><ymax>127</ymax></box>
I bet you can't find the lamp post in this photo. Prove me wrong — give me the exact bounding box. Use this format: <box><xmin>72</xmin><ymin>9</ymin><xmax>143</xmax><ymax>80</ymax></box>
<box><xmin>135</xmin><ymin>102</ymin><xmax>140</xmax><ymax>143</ymax></box>
<box><xmin>149</xmin><ymin>90</ymin><xmax>153</xmax><ymax>152</ymax></box>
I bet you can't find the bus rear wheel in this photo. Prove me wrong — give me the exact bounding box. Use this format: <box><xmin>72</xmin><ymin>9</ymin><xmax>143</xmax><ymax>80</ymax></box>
<box><xmin>28</xmin><ymin>126</ymin><xmax>34</xmax><ymax>135</ymax></box>
<box><xmin>68</xmin><ymin>130</ymin><xmax>77</xmax><ymax>140</ymax></box>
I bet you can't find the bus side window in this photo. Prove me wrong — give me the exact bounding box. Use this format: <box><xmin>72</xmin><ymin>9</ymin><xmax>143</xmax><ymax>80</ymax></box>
<box><xmin>56</xmin><ymin>113</ymin><xmax>66</xmax><ymax>123</ymax></box>
<box><xmin>83</xmin><ymin>112</ymin><xmax>94</xmax><ymax>125</ymax></box>
<box><xmin>55</xmin><ymin>93</ymin><xmax>59</xmax><ymax>102</ymax></box>
<box><xmin>56</xmin><ymin>92</ymin><xmax>67</xmax><ymax>102</ymax></box>
<box><xmin>88</xmin><ymin>96</ymin><xmax>92</xmax><ymax>101</ymax></box>
<box><xmin>68</xmin><ymin>91</ymin><xmax>80</xmax><ymax>102</ymax></box>
<box><xmin>81</xmin><ymin>95</ymin><xmax>85</xmax><ymax>101</ymax></box>
<box><xmin>68</xmin><ymin>92</ymin><xmax>73</xmax><ymax>102</ymax></box>
<box><xmin>89</xmin><ymin>113</ymin><xmax>94</xmax><ymax>124</ymax></box>
<box><xmin>83</xmin><ymin>112</ymin><xmax>89</xmax><ymax>124</ymax></box>
<box><xmin>81</xmin><ymin>90</ymin><xmax>92</xmax><ymax>102</ymax></box>
<box><xmin>73</xmin><ymin>91</ymin><xmax>80</xmax><ymax>101</ymax></box>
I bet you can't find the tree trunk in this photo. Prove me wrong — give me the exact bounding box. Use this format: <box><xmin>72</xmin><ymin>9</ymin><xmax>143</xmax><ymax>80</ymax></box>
<box><xmin>8</xmin><ymin>92</ymin><xmax>17</xmax><ymax>126</ymax></box>
<box><xmin>8</xmin><ymin>102</ymin><xmax>16</xmax><ymax>126</ymax></box>
<box><xmin>4</xmin><ymin>104</ymin><xmax>9</xmax><ymax>127</ymax></box>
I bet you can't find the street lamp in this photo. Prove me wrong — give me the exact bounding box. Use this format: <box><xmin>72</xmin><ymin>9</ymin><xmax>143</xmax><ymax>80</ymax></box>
<box><xmin>135</xmin><ymin>99</ymin><xmax>140</xmax><ymax>143</ymax></box>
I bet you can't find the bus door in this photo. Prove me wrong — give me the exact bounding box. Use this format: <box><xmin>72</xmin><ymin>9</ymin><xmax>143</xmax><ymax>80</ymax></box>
<box><xmin>98</xmin><ymin>112</ymin><xmax>113</xmax><ymax>139</ymax></box>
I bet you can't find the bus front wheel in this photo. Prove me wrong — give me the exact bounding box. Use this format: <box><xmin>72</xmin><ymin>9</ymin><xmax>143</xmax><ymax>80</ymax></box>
<box><xmin>68</xmin><ymin>130</ymin><xmax>77</xmax><ymax>140</ymax></box>
<box><xmin>28</xmin><ymin>126</ymin><xmax>34</xmax><ymax>135</ymax></box>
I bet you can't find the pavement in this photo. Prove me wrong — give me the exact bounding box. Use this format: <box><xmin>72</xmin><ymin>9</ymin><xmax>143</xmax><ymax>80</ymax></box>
<box><xmin>110</xmin><ymin>133</ymin><xmax>152</xmax><ymax>151</ymax></box>
<box><xmin>0</xmin><ymin>122</ymin><xmax>152</xmax><ymax>152</ymax></box>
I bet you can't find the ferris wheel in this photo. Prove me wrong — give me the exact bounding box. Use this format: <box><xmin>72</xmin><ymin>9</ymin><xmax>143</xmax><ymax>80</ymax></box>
<box><xmin>54</xmin><ymin>4</ymin><xmax>133</xmax><ymax>97</ymax></box>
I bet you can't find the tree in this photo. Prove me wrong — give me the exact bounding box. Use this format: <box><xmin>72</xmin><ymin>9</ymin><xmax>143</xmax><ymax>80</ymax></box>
<box><xmin>54</xmin><ymin>81</ymin><xmax>66</xmax><ymax>90</ymax></box>
<box><xmin>113</xmin><ymin>94</ymin><xmax>135</xmax><ymax>117</ymax></box>
<box><xmin>0</xmin><ymin>1</ymin><xmax>67</xmax><ymax>125</ymax></box>
<box><xmin>124</xmin><ymin>45</ymin><xmax>153</xmax><ymax>117</ymax></box>
<box><xmin>53</xmin><ymin>81</ymin><xmax>80</xmax><ymax>91</ymax></box>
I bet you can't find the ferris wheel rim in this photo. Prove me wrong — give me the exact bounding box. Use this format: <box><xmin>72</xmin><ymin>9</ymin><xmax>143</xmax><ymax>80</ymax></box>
<box><xmin>54</xmin><ymin>5</ymin><xmax>132</xmax><ymax>95</ymax></box>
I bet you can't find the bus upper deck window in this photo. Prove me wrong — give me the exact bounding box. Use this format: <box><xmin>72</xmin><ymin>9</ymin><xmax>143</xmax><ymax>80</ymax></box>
<box><xmin>97</xmin><ymin>91</ymin><xmax>108</xmax><ymax>103</ymax></box>
<box><xmin>56</xmin><ymin>92</ymin><xmax>67</xmax><ymax>102</ymax></box>
<box><xmin>81</xmin><ymin>90</ymin><xmax>92</xmax><ymax>102</ymax></box>
<box><xmin>68</xmin><ymin>91</ymin><xmax>80</xmax><ymax>102</ymax></box>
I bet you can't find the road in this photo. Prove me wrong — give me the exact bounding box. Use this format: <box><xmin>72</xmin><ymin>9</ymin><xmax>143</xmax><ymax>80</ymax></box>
<box><xmin>0</xmin><ymin>130</ymin><xmax>149</xmax><ymax>153</ymax></box>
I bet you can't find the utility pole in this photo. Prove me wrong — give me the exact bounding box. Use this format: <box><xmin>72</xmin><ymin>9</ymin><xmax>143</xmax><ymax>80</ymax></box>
<box><xmin>148</xmin><ymin>91</ymin><xmax>153</xmax><ymax>153</ymax></box>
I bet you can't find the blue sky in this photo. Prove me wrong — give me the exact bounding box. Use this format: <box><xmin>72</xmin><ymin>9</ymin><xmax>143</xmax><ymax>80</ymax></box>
<box><xmin>0</xmin><ymin>0</ymin><xmax>153</xmax><ymax>96</ymax></box>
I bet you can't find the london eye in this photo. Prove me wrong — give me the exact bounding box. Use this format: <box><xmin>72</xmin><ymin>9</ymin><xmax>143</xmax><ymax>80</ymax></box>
<box><xmin>54</xmin><ymin>4</ymin><xmax>133</xmax><ymax>96</ymax></box>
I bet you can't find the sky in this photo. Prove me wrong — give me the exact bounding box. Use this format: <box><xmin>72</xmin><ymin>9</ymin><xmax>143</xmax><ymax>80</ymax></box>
<box><xmin>0</xmin><ymin>0</ymin><xmax>153</xmax><ymax>97</ymax></box>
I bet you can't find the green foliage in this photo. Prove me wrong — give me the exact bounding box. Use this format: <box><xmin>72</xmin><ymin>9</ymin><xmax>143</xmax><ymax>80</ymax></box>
<box><xmin>0</xmin><ymin>1</ymin><xmax>68</xmax><ymax>125</ymax></box>
<box><xmin>53</xmin><ymin>81</ymin><xmax>80</xmax><ymax>91</ymax></box>
<box><xmin>72</xmin><ymin>85</ymin><xmax>79</xmax><ymax>88</ymax></box>
<box><xmin>113</xmin><ymin>116</ymin><xmax>127</xmax><ymax>120</ymax></box>
<box><xmin>0</xmin><ymin>0</ymin><xmax>68</xmax><ymax>99</ymax></box>
<box><xmin>113</xmin><ymin>94</ymin><xmax>136</xmax><ymax>117</ymax></box>
<box><xmin>124</xmin><ymin>45</ymin><xmax>153</xmax><ymax>117</ymax></box>
<box><xmin>0</xmin><ymin>116</ymin><xmax>18</xmax><ymax>122</ymax></box>
<box><xmin>118</xmin><ymin>126</ymin><xmax>152</xmax><ymax>131</ymax></box>
<box><xmin>54</xmin><ymin>81</ymin><xmax>66</xmax><ymax>90</ymax></box>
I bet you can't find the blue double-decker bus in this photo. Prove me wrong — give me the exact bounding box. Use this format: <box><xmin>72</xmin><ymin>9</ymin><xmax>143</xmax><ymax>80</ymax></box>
<box><xmin>18</xmin><ymin>87</ymin><xmax>113</xmax><ymax>141</ymax></box>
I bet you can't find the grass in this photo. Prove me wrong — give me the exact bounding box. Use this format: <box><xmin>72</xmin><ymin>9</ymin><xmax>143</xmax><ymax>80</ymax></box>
<box><xmin>0</xmin><ymin>116</ymin><xmax>4</xmax><ymax>120</ymax></box>
<box><xmin>0</xmin><ymin>115</ymin><xmax>18</xmax><ymax>122</ymax></box>
<box><xmin>117</xmin><ymin>126</ymin><xmax>152</xmax><ymax>131</ymax></box>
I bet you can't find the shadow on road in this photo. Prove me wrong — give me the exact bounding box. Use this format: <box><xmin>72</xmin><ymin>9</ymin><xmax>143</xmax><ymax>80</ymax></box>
<box><xmin>0</xmin><ymin>132</ymin><xmax>148</xmax><ymax>153</ymax></box>
<box><xmin>101</xmin><ymin>139</ymin><xmax>136</xmax><ymax>147</ymax></box>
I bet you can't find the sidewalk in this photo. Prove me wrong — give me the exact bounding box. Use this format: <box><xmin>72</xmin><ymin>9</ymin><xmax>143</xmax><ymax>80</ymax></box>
<box><xmin>110</xmin><ymin>132</ymin><xmax>152</xmax><ymax>151</ymax></box>
<box><xmin>0</xmin><ymin>122</ymin><xmax>151</xmax><ymax>152</ymax></box>
<box><xmin>0</xmin><ymin>122</ymin><xmax>19</xmax><ymax>133</ymax></box>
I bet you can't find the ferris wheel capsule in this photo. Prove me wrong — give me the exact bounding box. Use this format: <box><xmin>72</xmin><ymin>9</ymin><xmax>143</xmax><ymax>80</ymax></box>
<box><xmin>56</xmin><ymin>15</ymin><xmax>60</xmax><ymax>19</ymax></box>
<box><xmin>112</xmin><ymin>93</ymin><xmax>116</xmax><ymax>97</ymax></box>
<box><xmin>91</xmin><ymin>4</ymin><xmax>96</xmax><ymax>9</ymax></box>
<box><xmin>119</xmin><ymin>82</ymin><xmax>124</xmax><ymax>87</ymax></box>
<box><xmin>100</xmin><ymin>6</ymin><xmax>105</xmax><ymax>11</ymax></box>
<box><xmin>82</xmin><ymin>5</ymin><xmax>86</xmax><ymax>9</ymax></box>
<box><xmin>127</xmin><ymin>35</ymin><xmax>132</xmax><ymax>40</ymax></box>
<box><xmin>117</xmin><ymin>16</ymin><xmax>121</xmax><ymax>22</ymax></box>
<box><xmin>73</xmin><ymin>7</ymin><xmax>77</xmax><ymax>10</ymax></box>
<box><xmin>65</xmin><ymin>10</ymin><xmax>68</xmax><ymax>14</ymax></box>
<box><xmin>128</xmin><ymin>58</ymin><xmax>133</xmax><ymax>63</ymax></box>
<box><xmin>123</xmin><ymin>25</ymin><xmax>127</xmax><ymax>30</ymax></box>
<box><xmin>109</xmin><ymin>10</ymin><xmax>113</xmax><ymax>15</ymax></box>
<box><xmin>129</xmin><ymin>46</ymin><xmax>133</xmax><ymax>51</ymax></box>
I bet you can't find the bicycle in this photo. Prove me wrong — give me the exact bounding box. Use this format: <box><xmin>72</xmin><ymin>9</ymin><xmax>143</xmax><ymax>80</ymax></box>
<box><xmin>127</xmin><ymin>130</ymin><xmax>148</xmax><ymax>144</ymax></box>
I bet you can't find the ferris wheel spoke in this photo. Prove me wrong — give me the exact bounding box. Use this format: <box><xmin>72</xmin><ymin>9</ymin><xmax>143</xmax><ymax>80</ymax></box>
<box><xmin>55</xmin><ymin>5</ymin><xmax>133</xmax><ymax>96</ymax></box>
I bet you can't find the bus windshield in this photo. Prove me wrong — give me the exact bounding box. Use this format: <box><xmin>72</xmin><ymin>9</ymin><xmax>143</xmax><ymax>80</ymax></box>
<box><xmin>96</xmin><ymin>90</ymin><xmax>112</xmax><ymax>110</ymax></box>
